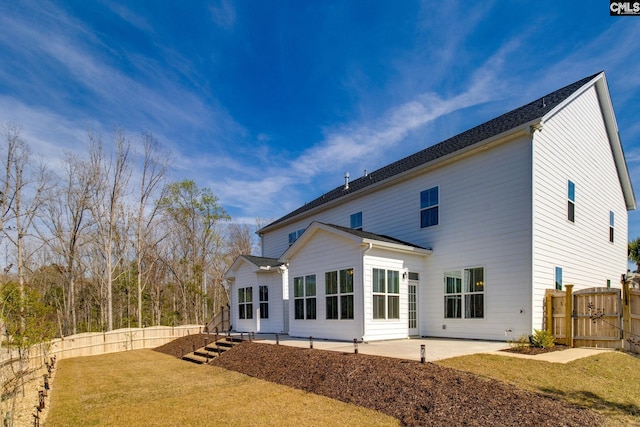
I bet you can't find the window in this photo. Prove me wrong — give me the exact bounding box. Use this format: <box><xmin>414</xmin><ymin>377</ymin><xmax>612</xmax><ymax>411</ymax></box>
<box><xmin>259</xmin><ymin>285</ymin><xmax>269</xmax><ymax>319</ymax></box>
<box><xmin>609</xmin><ymin>211</ymin><xmax>615</xmax><ymax>243</ymax></box>
<box><xmin>567</xmin><ymin>181</ymin><xmax>575</xmax><ymax>222</ymax></box>
<box><xmin>294</xmin><ymin>275</ymin><xmax>316</xmax><ymax>319</ymax></box>
<box><xmin>238</xmin><ymin>287</ymin><xmax>253</xmax><ymax>320</ymax></box>
<box><xmin>555</xmin><ymin>267</ymin><xmax>562</xmax><ymax>290</ymax></box>
<box><xmin>372</xmin><ymin>268</ymin><xmax>400</xmax><ymax>319</ymax></box>
<box><xmin>350</xmin><ymin>212</ymin><xmax>363</xmax><ymax>230</ymax></box>
<box><xmin>444</xmin><ymin>267</ymin><xmax>484</xmax><ymax>319</ymax></box>
<box><xmin>326</xmin><ymin>268</ymin><xmax>354</xmax><ymax>320</ymax></box>
<box><xmin>420</xmin><ymin>186</ymin><xmax>439</xmax><ymax>228</ymax></box>
<box><xmin>288</xmin><ymin>229</ymin><xmax>305</xmax><ymax>246</ymax></box>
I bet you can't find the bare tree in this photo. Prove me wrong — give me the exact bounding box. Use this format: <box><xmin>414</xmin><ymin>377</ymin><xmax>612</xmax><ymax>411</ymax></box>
<box><xmin>88</xmin><ymin>130</ymin><xmax>132</xmax><ymax>331</ymax></box>
<box><xmin>133</xmin><ymin>132</ymin><xmax>168</xmax><ymax>327</ymax></box>
<box><xmin>41</xmin><ymin>152</ymin><xmax>95</xmax><ymax>335</ymax></box>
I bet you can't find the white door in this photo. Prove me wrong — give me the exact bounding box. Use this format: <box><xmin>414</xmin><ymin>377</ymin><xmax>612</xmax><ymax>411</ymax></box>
<box><xmin>408</xmin><ymin>280</ymin><xmax>418</xmax><ymax>336</ymax></box>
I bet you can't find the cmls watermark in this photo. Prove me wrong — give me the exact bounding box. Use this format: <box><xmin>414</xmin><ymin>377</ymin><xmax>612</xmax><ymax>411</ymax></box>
<box><xmin>610</xmin><ymin>1</ymin><xmax>640</xmax><ymax>15</ymax></box>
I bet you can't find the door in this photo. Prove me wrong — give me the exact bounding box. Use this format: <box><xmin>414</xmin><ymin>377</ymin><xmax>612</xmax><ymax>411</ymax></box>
<box><xmin>408</xmin><ymin>280</ymin><xmax>418</xmax><ymax>336</ymax></box>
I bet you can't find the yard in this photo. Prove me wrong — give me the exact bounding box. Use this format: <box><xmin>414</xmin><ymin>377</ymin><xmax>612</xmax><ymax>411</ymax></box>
<box><xmin>44</xmin><ymin>336</ymin><xmax>640</xmax><ymax>426</ymax></box>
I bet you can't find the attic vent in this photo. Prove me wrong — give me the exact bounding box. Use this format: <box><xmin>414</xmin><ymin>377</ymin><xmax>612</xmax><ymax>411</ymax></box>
<box><xmin>364</xmin><ymin>169</ymin><xmax>368</xmax><ymax>177</ymax></box>
<box><xmin>344</xmin><ymin>172</ymin><xmax>350</xmax><ymax>190</ymax></box>
<box><xmin>542</xmin><ymin>97</ymin><xmax>546</xmax><ymax>108</ymax></box>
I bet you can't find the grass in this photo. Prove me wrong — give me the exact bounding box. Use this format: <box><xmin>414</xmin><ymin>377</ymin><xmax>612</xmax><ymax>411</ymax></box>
<box><xmin>437</xmin><ymin>350</ymin><xmax>640</xmax><ymax>426</ymax></box>
<box><xmin>46</xmin><ymin>349</ymin><xmax>399</xmax><ymax>427</ymax></box>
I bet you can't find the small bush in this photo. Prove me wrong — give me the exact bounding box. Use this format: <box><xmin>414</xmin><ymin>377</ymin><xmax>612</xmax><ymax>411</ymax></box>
<box><xmin>508</xmin><ymin>334</ymin><xmax>530</xmax><ymax>349</ymax></box>
<box><xmin>530</xmin><ymin>329</ymin><xmax>555</xmax><ymax>348</ymax></box>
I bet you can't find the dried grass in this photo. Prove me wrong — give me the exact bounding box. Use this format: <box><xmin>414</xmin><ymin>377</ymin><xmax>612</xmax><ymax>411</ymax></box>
<box><xmin>46</xmin><ymin>349</ymin><xmax>399</xmax><ymax>426</ymax></box>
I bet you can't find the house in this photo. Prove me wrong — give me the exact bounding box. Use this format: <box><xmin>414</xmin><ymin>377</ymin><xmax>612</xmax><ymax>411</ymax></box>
<box><xmin>225</xmin><ymin>71</ymin><xmax>636</xmax><ymax>342</ymax></box>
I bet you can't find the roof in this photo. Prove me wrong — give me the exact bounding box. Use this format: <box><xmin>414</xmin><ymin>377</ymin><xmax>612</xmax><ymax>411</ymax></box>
<box><xmin>279</xmin><ymin>222</ymin><xmax>431</xmax><ymax>262</ymax></box>
<box><xmin>320</xmin><ymin>223</ymin><xmax>430</xmax><ymax>250</ymax></box>
<box><xmin>225</xmin><ymin>255</ymin><xmax>284</xmax><ymax>278</ymax></box>
<box><xmin>261</xmin><ymin>72</ymin><xmax>617</xmax><ymax>232</ymax></box>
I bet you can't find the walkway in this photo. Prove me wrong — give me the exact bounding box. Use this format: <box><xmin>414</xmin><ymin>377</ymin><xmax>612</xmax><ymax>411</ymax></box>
<box><xmin>249</xmin><ymin>334</ymin><xmax>611</xmax><ymax>363</ymax></box>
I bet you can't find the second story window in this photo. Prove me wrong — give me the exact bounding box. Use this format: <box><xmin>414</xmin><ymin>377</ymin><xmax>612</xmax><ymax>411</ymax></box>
<box><xmin>288</xmin><ymin>228</ymin><xmax>305</xmax><ymax>246</ymax></box>
<box><xmin>350</xmin><ymin>212</ymin><xmax>362</xmax><ymax>230</ymax></box>
<box><xmin>609</xmin><ymin>211</ymin><xmax>615</xmax><ymax>243</ymax></box>
<box><xmin>567</xmin><ymin>180</ymin><xmax>575</xmax><ymax>223</ymax></box>
<box><xmin>420</xmin><ymin>186</ymin><xmax>439</xmax><ymax>228</ymax></box>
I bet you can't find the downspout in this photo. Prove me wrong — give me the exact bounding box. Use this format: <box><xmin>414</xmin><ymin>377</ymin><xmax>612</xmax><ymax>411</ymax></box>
<box><xmin>361</xmin><ymin>242</ymin><xmax>373</xmax><ymax>342</ymax></box>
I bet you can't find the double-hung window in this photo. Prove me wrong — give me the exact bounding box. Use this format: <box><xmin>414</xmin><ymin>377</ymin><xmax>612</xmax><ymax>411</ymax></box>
<box><xmin>325</xmin><ymin>268</ymin><xmax>354</xmax><ymax>320</ymax></box>
<box><xmin>567</xmin><ymin>180</ymin><xmax>575</xmax><ymax>222</ymax></box>
<box><xmin>444</xmin><ymin>267</ymin><xmax>484</xmax><ymax>319</ymax></box>
<box><xmin>609</xmin><ymin>211</ymin><xmax>615</xmax><ymax>243</ymax></box>
<box><xmin>238</xmin><ymin>287</ymin><xmax>253</xmax><ymax>320</ymax></box>
<box><xmin>259</xmin><ymin>285</ymin><xmax>269</xmax><ymax>319</ymax></box>
<box><xmin>294</xmin><ymin>275</ymin><xmax>316</xmax><ymax>319</ymax></box>
<box><xmin>372</xmin><ymin>268</ymin><xmax>400</xmax><ymax>319</ymax></box>
<box><xmin>420</xmin><ymin>186</ymin><xmax>439</xmax><ymax>228</ymax></box>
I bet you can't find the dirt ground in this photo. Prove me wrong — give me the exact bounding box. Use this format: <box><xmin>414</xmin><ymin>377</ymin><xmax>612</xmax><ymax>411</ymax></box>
<box><xmin>155</xmin><ymin>334</ymin><xmax>602</xmax><ymax>426</ymax></box>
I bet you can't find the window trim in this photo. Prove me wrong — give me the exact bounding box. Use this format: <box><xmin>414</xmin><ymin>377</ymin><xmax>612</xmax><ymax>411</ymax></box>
<box><xmin>555</xmin><ymin>267</ymin><xmax>563</xmax><ymax>291</ymax></box>
<box><xmin>444</xmin><ymin>267</ymin><xmax>484</xmax><ymax>319</ymax></box>
<box><xmin>259</xmin><ymin>285</ymin><xmax>269</xmax><ymax>319</ymax></box>
<box><xmin>567</xmin><ymin>180</ymin><xmax>575</xmax><ymax>223</ymax></box>
<box><xmin>420</xmin><ymin>186</ymin><xmax>439</xmax><ymax>228</ymax></box>
<box><xmin>325</xmin><ymin>268</ymin><xmax>354</xmax><ymax>320</ymax></box>
<box><xmin>288</xmin><ymin>228</ymin><xmax>305</xmax><ymax>246</ymax></box>
<box><xmin>609</xmin><ymin>211</ymin><xmax>615</xmax><ymax>243</ymax></box>
<box><xmin>238</xmin><ymin>286</ymin><xmax>253</xmax><ymax>320</ymax></box>
<box><xmin>372</xmin><ymin>268</ymin><xmax>400</xmax><ymax>320</ymax></box>
<box><xmin>293</xmin><ymin>274</ymin><xmax>316</xmax><ymax>320</ymax></box>
<box><xmin>350</xmin><ymin>212</ymin><xmax>363</xmax><ymax>230</ymax></box>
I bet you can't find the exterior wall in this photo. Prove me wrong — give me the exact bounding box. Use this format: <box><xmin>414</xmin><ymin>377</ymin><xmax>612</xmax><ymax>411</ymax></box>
<box><xmin>531</xmin><ymin>86</ymin><xmax>629</xmax><ymax>330</ymax></box>
<box><xmin>362</xmin><ymin>247</ymin><xmax>425</xmax><ymax>341</ymax></box>
<box><xmin>267</xmin><ymin>136</ymin><xmax>534</xmax><ymax>341</ymax></box>
<box><xmin>286</xmin><ymin>229</ymin><xmax>363</xmax><ymax>341</ymax></box>
<box><xmin>420</xmin><ymin>137</ymin><xmax>533</xmax><ymax>341</ymax></box>
<box><xmin>230</xmin><ymin>262</ymin><xmax>285</xmax><ymax>334</ymax></box>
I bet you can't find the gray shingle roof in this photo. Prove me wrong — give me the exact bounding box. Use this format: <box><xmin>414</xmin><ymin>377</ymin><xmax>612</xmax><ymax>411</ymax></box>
<box><xmin>242</xmin><ymin>255</ymin><xmax>283</xmax><ymax>268</ymax></box>
<box><xmin>265</xmin><ymin>72</ymin><xmax>601</xmax><ymax>230</ymax></box>
<box><xmin>320</xmin><ymin>223</ymin><xmax>430</xmax><ymax>250</ymax></box>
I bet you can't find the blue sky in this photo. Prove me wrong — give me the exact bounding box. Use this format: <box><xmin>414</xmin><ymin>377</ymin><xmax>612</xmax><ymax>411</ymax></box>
<box><xmin>1</xmin><ymin>1</ymin><xmax>640</xmax><ymax>239</ymax></box>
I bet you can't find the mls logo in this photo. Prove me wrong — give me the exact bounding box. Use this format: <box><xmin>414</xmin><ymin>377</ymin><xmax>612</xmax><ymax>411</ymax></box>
<box><xmin>610</xmin><ymin>1</ymin><xmax>640</xmax><ymax>15</ymax></box>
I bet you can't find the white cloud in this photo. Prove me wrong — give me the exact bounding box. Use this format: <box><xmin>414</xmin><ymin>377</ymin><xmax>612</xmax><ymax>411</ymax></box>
<box><xmin>209</xmin><ymin>0</ymin><xmax>236</xmax><ymax>30</ymax></box>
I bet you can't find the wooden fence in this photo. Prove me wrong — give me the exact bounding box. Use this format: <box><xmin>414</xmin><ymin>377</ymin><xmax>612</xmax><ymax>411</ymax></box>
<box><xmin>546</xmin><ymin>282</ymin><xmax>640</xmax><ymax>353</ymax></box>
<box><xmin>1</xmin><ymin>325</ymin><xmax>205</xmax><ymax>374</ymax></box>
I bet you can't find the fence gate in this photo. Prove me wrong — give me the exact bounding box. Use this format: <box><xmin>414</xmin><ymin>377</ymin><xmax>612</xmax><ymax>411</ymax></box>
<box><xmin>572</xmin><ymin>287</ymin><xmax>621</xmax><ymax>348</ymax></box>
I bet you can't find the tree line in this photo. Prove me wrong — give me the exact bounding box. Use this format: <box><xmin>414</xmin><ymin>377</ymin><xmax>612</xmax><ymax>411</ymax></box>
<box><xmin>0</xmin><ymin>124</ymin><xmax>257</xmax><ymax>339</ymax></box>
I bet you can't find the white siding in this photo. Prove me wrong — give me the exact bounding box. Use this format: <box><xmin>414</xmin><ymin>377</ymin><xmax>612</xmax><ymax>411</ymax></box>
<box><xmin>420</xmin><ymin>137</ymin><xmax>533</xmax><ymax>340</ymax></box>
<box><xmin>362</xmin><ymin>248</ymin><xmax>425</xmax><ymax>341</ymax></box>
<box><xmin>532</xmin><ymin>86</ymin><xmax>629</xmax><ymax>329</ymax></box>
<box><xmin>287</xmin><ymin>229</ymin><xmax>363</xmax><ymax>341</ymax></box>
<box><xmin>268</xmin><ymin>136</ymin><xmax>533</xmax><ymax>341</ymax></box>
<box><xmin>229</xmin><ymin>261</ymin><xmax>286</xmax><ymax>334</ymax></box>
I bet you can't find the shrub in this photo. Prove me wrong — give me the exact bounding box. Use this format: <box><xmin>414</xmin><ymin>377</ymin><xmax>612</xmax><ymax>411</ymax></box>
<box><xmin>508</xmin><ymin>334</ymin><xmax>530</xmax><ymax>349</ymax></box>
<box><xmin>530</xmin><ymin>329</ymin><xmax>555</xmax><ymax>348</ymax></box>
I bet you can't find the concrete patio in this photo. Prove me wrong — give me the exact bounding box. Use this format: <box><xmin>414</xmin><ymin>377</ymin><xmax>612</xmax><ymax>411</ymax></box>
<box><xmin>246</xmin><ymin>333</ymin><xmax>612</xmax><ymax>363</ymax></box>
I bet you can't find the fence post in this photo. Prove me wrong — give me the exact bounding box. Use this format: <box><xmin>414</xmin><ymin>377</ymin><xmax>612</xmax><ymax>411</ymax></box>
<box><xmin>565</xmin><ymin>284</ymin><xmax>574</xmax><ymax>347</ymax></box>
<box><xmin>622</xmin><ymin>276</ymin><xmax>631</xmax><ymax>350</ymax></box>
<box><xmin>545</xmin><ymin>289</ymin><xmax>554</xmax><ymax>336</ymax></box>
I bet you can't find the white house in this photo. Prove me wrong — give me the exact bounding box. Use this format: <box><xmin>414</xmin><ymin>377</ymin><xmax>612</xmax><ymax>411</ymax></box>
<box><xmin>225</xmin><ymin>71</ymin><xmax>636</xmax><ymax>342</ymax></box>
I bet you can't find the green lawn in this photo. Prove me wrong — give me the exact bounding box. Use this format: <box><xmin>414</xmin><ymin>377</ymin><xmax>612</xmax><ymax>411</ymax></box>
<box><xmin>437</xmin><ymin>350</ymin><xmax>640</xmax><ymax>426</ymax></box>
<box><xmin>46</xmin><ymin>349</ymin><xmax>399</xmax><ymax>427</ymax></box>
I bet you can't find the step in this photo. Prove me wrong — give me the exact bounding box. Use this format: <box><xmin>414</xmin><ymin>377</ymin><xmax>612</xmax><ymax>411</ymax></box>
<box><xmin>193</xmin><ymin>348</ymin><xmax>218</xmax><ymax>359</ymax></box>
<box><xmin>181</xmin><ymin>353</ymin><xmax>208</xmax><ymax>364</ymax></box>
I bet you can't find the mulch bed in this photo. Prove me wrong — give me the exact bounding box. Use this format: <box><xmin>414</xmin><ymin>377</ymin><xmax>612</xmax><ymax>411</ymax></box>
<box><xmin>502</xmin><ymin>344</ymin><xmax>571</xmax><ymax>355</ymax></box>
<box><xmin>155</xmin><ymin>335</ymin><xmax>602</xmax><ymax>426</ymax></box>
